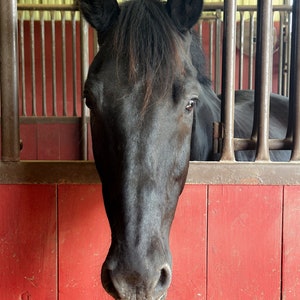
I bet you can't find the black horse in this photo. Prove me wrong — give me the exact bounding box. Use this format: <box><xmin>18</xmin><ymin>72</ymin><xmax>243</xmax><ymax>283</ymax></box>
<box><xmin>80</xmin><ymin>0</ymin><xmax>289</xmax><ymax>299</ymax></box>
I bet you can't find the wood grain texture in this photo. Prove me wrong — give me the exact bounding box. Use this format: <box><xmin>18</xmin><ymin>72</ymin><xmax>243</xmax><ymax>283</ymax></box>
<box><xmin>0</xmin><ymin>184</ymin><xmax>57</xmax><ymax>300</ymax></box>
<box><xmin>282</xmin><ymin>186</ymin><xmax>300</xmax><ymax>299</ymax></box>
<box><xmin>58</xmin><ymin>184</ymin><xmax>111</xmax><ymax>299</ymax></box>
<box><xmin>207</xmin><ymin>185</ymin><xmax>283</xmax><ymax>299</ymax></box>
<box><xmin>169</xmin><ymin>184</ymin><xmax>207</xmax><ymax>299</ymax></box>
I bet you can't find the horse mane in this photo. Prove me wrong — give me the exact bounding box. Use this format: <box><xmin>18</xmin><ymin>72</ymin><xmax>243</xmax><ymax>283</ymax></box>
<box><xmin>112</xmin><ymin>0</ymin><xmax>185</xmax><ymax>109</ymax></box>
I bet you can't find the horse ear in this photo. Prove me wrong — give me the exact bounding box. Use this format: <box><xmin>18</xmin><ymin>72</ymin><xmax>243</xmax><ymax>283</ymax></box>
<box><xmin>80</xmin><ymin>0</ymin><xmax>120</xmax><ymax>33</ymax></box>
<box><xmin>166</xmin><ymin>0</ymin><xmax>203</xmax><ymax>32</ymax></box>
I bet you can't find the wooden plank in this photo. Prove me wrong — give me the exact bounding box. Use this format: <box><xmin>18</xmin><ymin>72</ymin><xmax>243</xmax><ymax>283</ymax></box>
<box><xmin>207</xmin><ymin>185</ymin><xmax>283</xmax><ymax>299</ymax></box>
<box><xmin>59</xmin><ymin>123</ymin><xmax>80</xmax><ymax>160</ymax></box>
<box><xmin>58</xmin><ymin>184</ymin><xmax>111</xmax><ymax>299</ymax></box>
<box><xmin>169</xmin><ymin>184</ymin><xmax>207</xmax><ymax>299</ymax></box>
<box><xmin>282</xmin><ymin>186</ymin><xmax>300</xmax><ymax>299</ymax></box>
<box><xmin>20</xmin><ymin>124</ymin><xmax>38</xmax><ymax>159</ymax></box>
<box><xmin>0</xmin><ymin>184</ymin><xmax>57</xmax><ymax>299</ymax></box>
<box><xmin>37</xmin><ymin>124</ymin><xmax>60</xmax><ymax>159</ymax></box>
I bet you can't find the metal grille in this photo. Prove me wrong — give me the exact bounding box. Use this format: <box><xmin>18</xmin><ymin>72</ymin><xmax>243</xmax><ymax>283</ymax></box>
<box><xmin>0</xmin><ymin>1</ymin><xmax>299</xmax><ymax>165</ymax></box>
<box><xmin>216</xmin><ymin>0</ymin><xmax>299</xmax><ymax>161</ymax></box>
<box><xmin>17</xmin><ymin>4</ymin><xmax>91</xmax><ymax>117</ymax></box>
<box><xmin>199</xmin><ymin>3</ymin><xmax>293</xmax><ymax>96</ymax></box>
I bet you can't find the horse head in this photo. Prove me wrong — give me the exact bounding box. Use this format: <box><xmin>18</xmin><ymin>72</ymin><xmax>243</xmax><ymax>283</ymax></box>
<box><xmin>80</xmin><ymin>0</ymin><xmax>204</xmax><ymax>298</ymax></box>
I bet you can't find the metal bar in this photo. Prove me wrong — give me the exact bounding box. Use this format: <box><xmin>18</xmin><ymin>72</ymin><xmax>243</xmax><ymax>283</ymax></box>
<box><xmin>16</xmin><ymin>3</ymin><xmax>293</xmax><ymax>13</ymax></box>
<box><xmin>286</xmin><ymin>5</ymin><xmax>296</xmax><ymax>139</ymax></box>
<box><xmin>17</xmin><ymin>4</ymin><xmax>78</xmax><ymax>11</ymax></box>
<box><xmin>61</xmin><ymin>11</ymin><xmax>67</xmax><ymax>116</ymax></box>
<box><xmin>41</xmin><ymin>11</ymin><xmax>47</xmax><ymax>116</ymax></box>
<box><xmin>203</xmin><ymin>4</ymin><xmax>292</xmax><ymax>12</ymax></box>
<box><xmin>209</xmin><ymin>21</ymin><xmax>214</xmax><ymax>83</ymax></box>
<box><xmin>220</xmin><ymin>0</ymin><xmax>237</xmax><ymax>161</ymax></box>
<box><xmin>30</xmin><ymin>10</ymin><xmax>37</xmax><ymax>116</ymax></box>
<box><xmin>80</xmin><ymin>16</ymin><xmax>89</xmax><ymax>160</ymax></box>
<box><xmin>286</xmin><ymin>10</ymin><xmax>292</xmax><ymax>97</ymax></box>
<box><xmin>72</xmin><ymin>11</ymin><xmax>78</xmax><ymax>116</ymax></box>
<box><xmin>93</xmin><ymin>28</ymin><xmax>98</xmax><ymax>57</ymax></box>
<box><xmin>238</xmin><ymin>11</ymin><xmax>244</xmax><ymax>90</ymax></box>
<box><xmin>19</xmin><ymin>11</ymin><xmax>27</xmax><ymax>117</ymax></box>
<box><xmin>278</xmin><ymin>12</ymin><xmax>285</xmax><ymax>95</ymax></box>
<box><xmin>248</xmin><ymin>12</ymin><xmax>255</xmax><ymax>90</ymax></box>
<box><xmin>253</xmin><ymin>0</ymin><xmax>273</xmax><ymax>161</ymax></box>
<box><xmin>51</xmin><ymin>11</ymin><xmax>57</xmax><ymax>116</ymax></box>
<box><xmin>290</xmin><ymin>0</ymin><xmax>300</xmax><ymax>161</ymax></box>
<box><xmin>234</xmin><ymin>138</ymin><xmax>293</xmax><ymax>151</ymax></box>
<box><xmin>0</xmin><ymin>0</ymin><xmax>20</xmax><ymax>161</ymax></box>
<box><xmin>283</xmin><ymin>11</ymin><xmax>292</xmax><ymax>98</ymax></box>
<box><xmin>198</xmin><ymin>20</ymin><xmax>203</xmax><ymax>40</ymax></box>
<box><xmin>215</xmin><ymin>9</ymin><xmax>222</xmax><ymax>95</ymax></box>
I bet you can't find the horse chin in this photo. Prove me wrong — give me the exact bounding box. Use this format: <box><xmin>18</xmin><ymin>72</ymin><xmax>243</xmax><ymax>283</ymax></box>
<box><xmin>158</xmin><ymin>293</ymin><xmax>167</xmax><ymax>300</ymax></box>
<box><xmin>112</xmin><ymin>294</ymin><xmax>167</xmax><ymax>300</ymax></box>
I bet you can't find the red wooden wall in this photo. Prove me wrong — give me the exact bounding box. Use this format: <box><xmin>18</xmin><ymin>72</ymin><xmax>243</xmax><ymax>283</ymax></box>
<box><xmin>1</xmin><ymin>184</ymin><xmax>299</xmax><ymax>299</ymax></box>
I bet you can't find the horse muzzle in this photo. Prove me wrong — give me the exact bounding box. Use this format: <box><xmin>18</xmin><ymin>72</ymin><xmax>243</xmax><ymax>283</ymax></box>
<box><xmin>101</xmin><ymin>260</ymin><xmax>172</xmax><ymax>300</ymax></box>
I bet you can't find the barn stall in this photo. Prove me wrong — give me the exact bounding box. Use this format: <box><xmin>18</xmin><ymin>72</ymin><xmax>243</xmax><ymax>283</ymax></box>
<box><xmin>0</xmin><ymin>0</ymin><xmax>300</xmax><ymax>299</ymax></box>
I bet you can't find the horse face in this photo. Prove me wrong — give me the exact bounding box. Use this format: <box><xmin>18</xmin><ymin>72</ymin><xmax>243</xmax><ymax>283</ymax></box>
<box><xmin>81</xmin><ymin>0</ymin><xmax>203</xmax><ymax>299</ymax></box>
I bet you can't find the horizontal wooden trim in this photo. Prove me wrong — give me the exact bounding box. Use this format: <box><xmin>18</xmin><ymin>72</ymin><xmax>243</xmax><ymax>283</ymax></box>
<box><xmin>20</xmin><ymin>116</ymin><xmax>82</xmax><ymax>124</ymax></box>
<box><xmin>0</xmin><ymin>116</ymin><xmax>90</xmax><ymax>124</ymax></box>
<box><xmin>187</xmin><ymin>162</ymin><xmax>300</xmax><ymax>185</ymax></box>
<box><xmin>0</xmin><ymin>161</ymin><xmax>99</xmax><ymax>184</ymax></box>
<box><xmin>0</xmin><ymin>161</ymin><xmax>300</xmax><ymax>185</ymax></box>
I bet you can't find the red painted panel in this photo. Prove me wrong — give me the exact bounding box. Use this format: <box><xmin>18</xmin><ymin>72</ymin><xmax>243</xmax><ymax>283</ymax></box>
<box><xmin>207</xmin><ymin>185</ymin><xmax>283</xmax><ymax>300</ymax></box>
<box><xmin>59</xmin><ymin>123</ymin><xmax>80</xmax><ymax>160</ymax></box>
<box><xmin>58</xmin><ymin>184</ymin><xmax>111</xmax><ymax>299</ymax></box>
<box><xmin>169</xmin><ymin>184</ymin><xmax>207</xmax><ymax>299</ymax></box>
<box><xmin>37</xmin><ymin>124</ymin><xmax>60</xmax><ymax>160</ymax></box>
<box><xmin>20</xmin><ymin>124</ymin><xmax>38</xmax><ymax>159</ymax></box>
<box><xmin>0</xmin><ymin>184</ymin><xmax>57</xmax><ymax>300</ymax></box>
<box><xmin>282</xmin><ymin>186</ymin><xmax>300</xmax><ymax>299</ymax></box>
<box><xmin>19</xmin><ymin>123</ymin><xmax>81</xmax><ymax>160</ymax></box>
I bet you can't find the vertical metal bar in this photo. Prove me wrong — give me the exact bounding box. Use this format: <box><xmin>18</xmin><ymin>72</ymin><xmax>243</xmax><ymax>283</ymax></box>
<box><xmin>0</xmin><ymin>0</ymin><xmax>20</xmax><ymax>161</ymax></box>
<box><xmin>72</xmin><ymin>11</ymin><xmax>78</xmax><ymax>116</ymax></box>
<box><xmin>286</xmin><ymin>11</ymin><xmax>292</xmax><ymax>97</ymax></box>
<box><xmin>248</xmin><ymin>12</ymin><xmax>255</xmax><ymax>90</ymax></box>
<box><xmin>41</xmin><ymin>10</ymin><xmax>47</xmax><ymax>116</ymax></box>
<box><xmin>51</xmin><ymin>11</ymin><xmax>57</xmax><ymax>116</ymax></box>
<box><xmin>286</xmin><ymin>7</ymin><xmax>294</xmax><ymax>138</ymax></box>
<box><xmin>61</xmin><ymin>11</ymin><xmax>67</xmax><ymax>116</ymax></box>
<box><xmin>290</xmin><ymin>0</ymin><xmax>300</xmax><ymax>161</ymax></box>
<box><xmin>19</xmin><ymin>10</ymin><xmax>27</xmax><ymax>117</ymax></box>
<box><xmin>209</xmin><ymin>21</ymin><xmax>214</xmax><ymax>83</ymax></box>
<box><xmin>278</xmin><ymin>11</ymin><xmax>285</xmax><ymax>95</ymax></box>
<box><xmin>239</xmin><ymin>11</ymin><xmax>245</xmax><ymax>90</ymax></box>
<box><xmin>80</xmin><ymin>16</ymin><xmax>89</xmax><ymax>160</ymax></box>
<box><xmin>253</xmin><ymin>0</ymin><xmax>273</xmax><ymax>161</ymax></box>
<box><xmin>93</xmin><ymin>28</ymin><xmax>98</xmax><ymax>57</ymax></box>
<box><xmin>198</xmin><ymin>19</ymin><xmax>203</xmax><ymax>41</ymax></box>
<box><xmin>215</xmin><ymin>10</ymin><xmax>222</xmax><ymax>95</ymax></box>
<box><xmin>220</xmin><ymin>0</ymin><xmax>237</xmax><ymax>161</ymax></box>
<box><xmin>30</xmin><ymin>10</ymin><xmax>37</xmax><ymax>116</ymax></box>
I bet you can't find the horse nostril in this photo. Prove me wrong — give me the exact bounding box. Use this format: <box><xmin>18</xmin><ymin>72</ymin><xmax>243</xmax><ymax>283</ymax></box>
<box><xmin>155</xmin><ymin>264</ymin><xmax>172</xmax><ymax>294</ymax></box>
<box><xmin>101</xmin><ymin>266</ymin><xmax>120</xmax><ymax>299</ymax></box>
<box><xmin>102</xmin><ymin>262</ymin><xmax>172</xmax><ymax>299</ymax></box>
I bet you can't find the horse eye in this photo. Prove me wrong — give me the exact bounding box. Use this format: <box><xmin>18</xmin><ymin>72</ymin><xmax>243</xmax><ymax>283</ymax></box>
<box><xmin>185</xmin><ymin>98</ymin><xmax>197</xmax><ymax>112</ymax></box>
